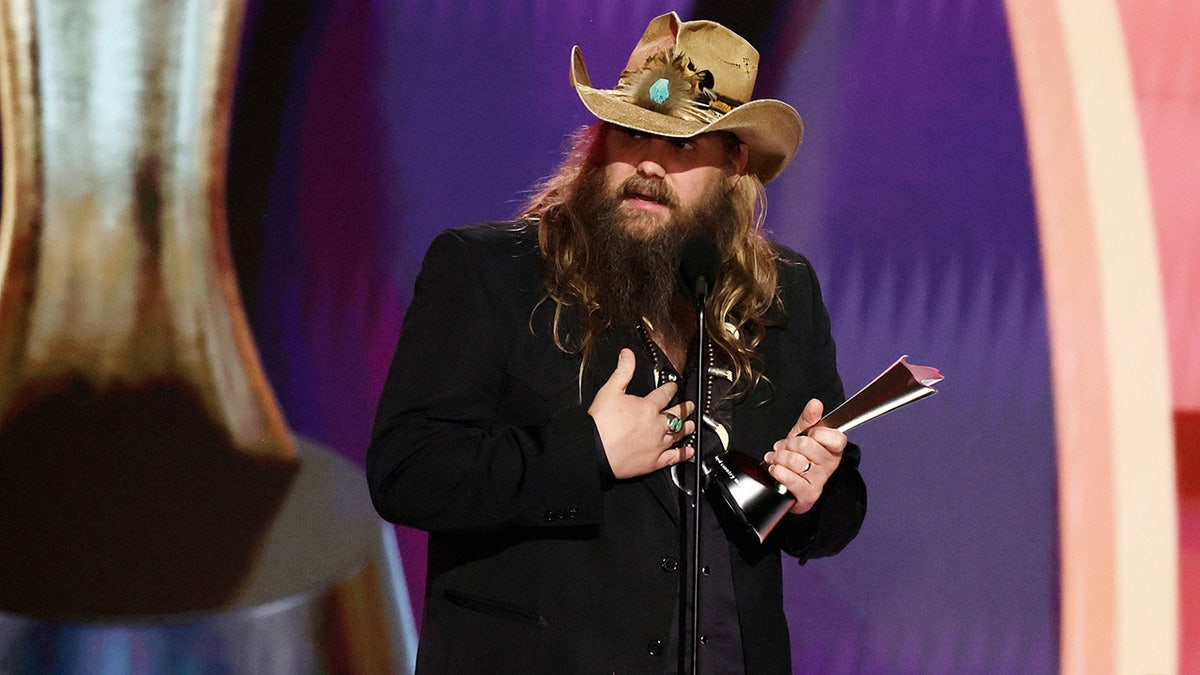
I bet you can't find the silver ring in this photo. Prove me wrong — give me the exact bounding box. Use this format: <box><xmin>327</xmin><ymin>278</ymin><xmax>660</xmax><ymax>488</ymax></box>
<box><xmin>801</xmin><ymin>460</ymin><xmax>813</xmax><ymax>475</ymax></box>
<box><xmin>663</xmin><ymin>412</ymin><xmax>683</xmax><ymax>434</ymax></box>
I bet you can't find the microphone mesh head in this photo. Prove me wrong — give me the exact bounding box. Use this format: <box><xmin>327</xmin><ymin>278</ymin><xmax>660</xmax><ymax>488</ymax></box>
<box><xmin>679</xmin><ymin>235</ymin><xmax>720</xmax><ymax>297</ymax></box>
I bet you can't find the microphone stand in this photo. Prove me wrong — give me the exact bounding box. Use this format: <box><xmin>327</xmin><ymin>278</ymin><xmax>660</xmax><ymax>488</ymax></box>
<box><xmin>689</xmin><ymin>277</ymin><xmax>708</xmax><ymax>675</ymax></box>
<box><xmin>677</xmin><ymin>234</ymin><xmax>718</xmax><ymax>675</ymax></box>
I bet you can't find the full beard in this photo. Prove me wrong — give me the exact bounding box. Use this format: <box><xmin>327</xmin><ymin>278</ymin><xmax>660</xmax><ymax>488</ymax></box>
<box><xmin>570</xmin><ymin>166</ymin><xmax>738</xmax><ymax>341</ymax></box>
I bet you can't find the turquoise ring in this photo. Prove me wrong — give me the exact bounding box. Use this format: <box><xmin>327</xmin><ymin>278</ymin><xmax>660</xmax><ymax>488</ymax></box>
<box><xmin>664</xmin><ymin>412</ymin><xmax>684</xmax><ymax>434</ymax></box>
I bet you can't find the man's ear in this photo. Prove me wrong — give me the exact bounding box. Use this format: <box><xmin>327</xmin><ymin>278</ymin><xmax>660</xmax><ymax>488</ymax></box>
<box><xmin>726</xmin><ymin>142</ymin><xmax>749</xmax><ymax>187</ymax></box>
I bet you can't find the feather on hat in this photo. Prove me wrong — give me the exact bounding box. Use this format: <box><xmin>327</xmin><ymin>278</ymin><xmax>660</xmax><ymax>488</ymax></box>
<box><xmin>571</xmin><ymin>12</ymin><xmax>803</xmax><ymax>183</ymax></box>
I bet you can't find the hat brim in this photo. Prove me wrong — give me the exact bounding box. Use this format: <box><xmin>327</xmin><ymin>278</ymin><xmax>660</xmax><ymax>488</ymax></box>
<box><xmin>570</xmin><ymin>46</ymin><xmax>802</xmax><ymax>183</ymax></box>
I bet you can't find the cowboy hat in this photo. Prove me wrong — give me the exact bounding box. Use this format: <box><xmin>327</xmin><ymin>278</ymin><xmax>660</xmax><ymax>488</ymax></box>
<box><xmin>571</xmin><ymin>12</ymin><xmax>803</xmax><ymax>183</ymax></box>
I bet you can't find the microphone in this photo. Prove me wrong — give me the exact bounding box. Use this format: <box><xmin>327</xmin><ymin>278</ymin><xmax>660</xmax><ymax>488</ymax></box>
<box><xmin>679</xmin><ymin>235</ymin><xmax>720</xmax><ymax>301</ymax></box>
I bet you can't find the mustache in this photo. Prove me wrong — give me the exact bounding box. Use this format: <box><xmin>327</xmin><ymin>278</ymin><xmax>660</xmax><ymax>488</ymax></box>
<box><xmin>619</xmin><ymin>176</ymin><xmax>677</xmax><ymax>208</ymax></box>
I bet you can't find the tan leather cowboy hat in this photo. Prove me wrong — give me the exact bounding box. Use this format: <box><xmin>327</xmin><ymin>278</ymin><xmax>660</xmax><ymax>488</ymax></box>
<box><xmin>571</xmin><ymin>12</ymin><xmax>803</xmax><ymax>183</ymax></box>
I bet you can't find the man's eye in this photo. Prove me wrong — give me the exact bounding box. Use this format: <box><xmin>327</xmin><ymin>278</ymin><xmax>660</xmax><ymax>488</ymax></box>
<box><xmin>671</xmin><ymin>138</ymin><xmax>695</xmax><ymax>150</ymax></box>
<box><xmin>624</xmin><ymin>127</ymin><xmax>647</xmax><ymax>139</ymax></box>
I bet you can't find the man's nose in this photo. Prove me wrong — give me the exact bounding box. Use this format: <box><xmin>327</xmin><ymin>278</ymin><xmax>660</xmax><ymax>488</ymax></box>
<box><xmin>636</xmin><ymin>157</ymin><xmax>666</xmax><ymax>179</ymax></box>
<box><xmin>634</xmin><ymin>136</ymin><xmax>677</xmax><ymax>179</ymax></box>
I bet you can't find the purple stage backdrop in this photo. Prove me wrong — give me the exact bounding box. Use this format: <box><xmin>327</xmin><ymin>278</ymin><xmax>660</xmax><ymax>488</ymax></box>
<box><xmin>229</xmin><ymin>2</ymin><xmax>1057</xmax><ymax>672</ymax></box>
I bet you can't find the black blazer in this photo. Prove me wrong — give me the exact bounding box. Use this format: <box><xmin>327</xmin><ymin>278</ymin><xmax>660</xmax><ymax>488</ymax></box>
<box><xmin>368</xmin><ymin>222</ymin><xmax>866</xmax><ymax>674</ymax></box>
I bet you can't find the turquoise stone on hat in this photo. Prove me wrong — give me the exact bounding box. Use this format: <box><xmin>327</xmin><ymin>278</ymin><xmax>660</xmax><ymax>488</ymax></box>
<box><xmin>648</xmin><ymin>78</ymin><xmax>670</xmax><ymax>104</ymax></box>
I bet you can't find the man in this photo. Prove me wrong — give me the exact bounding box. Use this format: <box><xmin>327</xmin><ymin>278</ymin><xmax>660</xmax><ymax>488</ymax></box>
<box><xmin>368</xmin><ymin>12</ymin><xmax>866</xmax><ymax>674</ymax></box>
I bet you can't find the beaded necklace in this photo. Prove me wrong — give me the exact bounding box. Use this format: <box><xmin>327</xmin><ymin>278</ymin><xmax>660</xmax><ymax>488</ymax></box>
<box><xmin>636</xmin><ymin>321</ymin><xmax>733</xmax><ymax>492</ymax></box>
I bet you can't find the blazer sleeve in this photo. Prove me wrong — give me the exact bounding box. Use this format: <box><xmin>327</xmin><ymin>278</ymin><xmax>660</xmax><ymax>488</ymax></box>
<box><xmin>366</xmin><ymin>228</ymin><xmax>606</xmax><ymax>533</ymax></box>
<box><xmin>766</xmin><ymin>249</ymin><xmax>868</xmax><ymax>563</ymax></box>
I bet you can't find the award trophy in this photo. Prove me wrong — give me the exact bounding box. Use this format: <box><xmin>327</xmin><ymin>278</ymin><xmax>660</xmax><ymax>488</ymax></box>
<box><xmin>706</xmin><ymin>356</ymin><xmax>944</xmax><ymax>542</ymax></box>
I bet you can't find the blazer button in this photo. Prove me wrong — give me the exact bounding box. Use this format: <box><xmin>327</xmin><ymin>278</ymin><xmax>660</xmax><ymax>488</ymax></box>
<box><xmin>660</xmin><ymin>557</ymin><xmax>678</xmax><ymax>572</ymax></box>
<box><xmin>647</xmin><ymin>639</ymin><xmax>664</xmax><ymax>656</ymax></box>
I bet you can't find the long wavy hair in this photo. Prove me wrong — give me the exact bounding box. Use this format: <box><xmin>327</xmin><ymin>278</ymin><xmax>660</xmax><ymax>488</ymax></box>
<box><xmin>519</xmin><ymin>121</ymin><xmax>781</xmax><ymax>394</ymax></box>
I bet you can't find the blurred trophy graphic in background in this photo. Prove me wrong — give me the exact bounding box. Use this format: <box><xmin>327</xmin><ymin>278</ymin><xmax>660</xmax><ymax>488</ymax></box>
<box><xmin>0</xmin><ymin>0</ymin><xmax>414</xmax><ymax>671</ymax></box>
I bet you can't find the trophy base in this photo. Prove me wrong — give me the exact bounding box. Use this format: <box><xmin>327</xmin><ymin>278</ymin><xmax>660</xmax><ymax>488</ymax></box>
<box><xmin>0</xmin><ymin>438</ymin><xmax>417</xmax><ymax>674</ymax></box>
<box><xmin>705</xmin><ymin>450</ymin><xmax>796</xmax><ymax>543</ymax></box>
